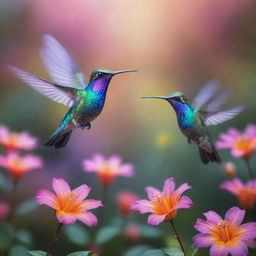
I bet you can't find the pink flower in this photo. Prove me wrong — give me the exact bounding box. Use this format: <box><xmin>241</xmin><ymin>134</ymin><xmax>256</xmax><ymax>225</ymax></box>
<box><xmin>131</xmin><ymin>177</ymin><xmax>192</xmax><ymax>226</ymax></box>
<box><xmin>0</xmin><ymin>152</ymin><xmax>42</xmax><ymax>181</ymax></box>
<box><xmin>82</xmin><ymin>154</ymin><xmax>134</xmax><ymax>187</ymax></box>
<box><xmin>36</xmin><ymin>178</ymin><xmax>103</xmax><ymax>226</ymax></box>
<box><xmin>116</xmin><ymin>191</ymin><xmax>138</xmax><ymax>216</ymax></box>
<box><xmin>216</xmin><ymin>124</ymin><xmax>256</xmax><ymax>160</ymax></box>
<box><xmin>0</xmin><ymin>125</ymin><xmax>38</xmax><ymax>152</ymax></box>
<box><xmin>193</xmin><ymin>207</ymin><xmax>256</xmax><ymax>256</ymax></box>
<box><xmin>0</xmin><ymin>202</ymin><xmax>10</xmax><ymax>220</ymax></box>
<box><xmin>220</xmin><ymin>179</ymin><xmax>256</xmax><ymax>210</ymax></box>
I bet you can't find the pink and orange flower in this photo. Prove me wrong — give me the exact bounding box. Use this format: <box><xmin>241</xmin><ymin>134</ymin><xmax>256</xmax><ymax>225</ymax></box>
<box><xmin>82</xmin><ymin>154</ymin><xmax>134</xmax><ymax>187</ymax></box>
<box><xmin>0</xmin><ymin>125</ymin><xmax>38</xmax><ymax>152</ymax></box>
<box><xmin>116</xmin><ymin>191</ymin><xmax>138</xmax><ymax>216</ymax></box>
<box><xmin>193</xmin><ymin>207</ymin><xmax>256</xmax><ymax>256</ymax></box>
<box><xmin>0</xmin><ymin>152</ymin><xmax>42</xmax><ymax>181</ymax></box>
<box><xmin>36</xmin><ymin>178</ymin><xmax>102</xmax><ymax>226</ymax></box>
<box><xmin>223</xmin><ymin>162</ymin><xmax>236</xmax><ymax>179</ymax></box>
<box><xmin>131</xmin><ymin>177</ymin><xmax>192</xmax><ymax>226</ymax></box>
<box><xmin>220</xmin><ymin>178</ymin><xmax>256</xmax><ymax>210</ymax></box>
<box><xmin>0</xmin><ymin>202</ymin><xmax>10</xmax><ymax>220</ymax></box>
<box><xmin>216</xmin><ymin>124</ymin><xmax>256</xmax><ymax>160</ymax></box>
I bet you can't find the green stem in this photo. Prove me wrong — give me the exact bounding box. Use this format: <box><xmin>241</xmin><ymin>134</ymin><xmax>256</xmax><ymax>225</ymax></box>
<box><xmin>170</xmin><ymin>220</ymin><xmax>187</xmax><ymax>256</ymax></box>
<box><xmin>46</xmin><ymin>223</ymin><xmax>63</xmax><ymax>256</ymax></box>
<box><xmin>244</xmin><ymin>159</ymin><xmax>255</xmax><ymax>180</ymax></box>
<box><xmin>8</xmin><ymin>181</ymin><xmax>18</xmax><ymax>224</ymax></box>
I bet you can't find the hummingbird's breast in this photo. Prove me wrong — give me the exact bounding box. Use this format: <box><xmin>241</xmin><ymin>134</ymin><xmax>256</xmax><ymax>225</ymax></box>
<box><xmin>75</xmin><ymin>91</ymin><xmax>106</xmax><ymax>125</ymax></box>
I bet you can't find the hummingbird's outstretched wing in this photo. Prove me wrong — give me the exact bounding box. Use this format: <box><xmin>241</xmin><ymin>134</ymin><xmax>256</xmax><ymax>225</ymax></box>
<box><xmin>205</xmin><ymin>88</ymin><xmax>233</xmax><ymax>112</ymax></box>
<box><xmin>191</xmin><ymin>80</ymin><xmax>219</xmax><ymax>111</ymax></box>
<box><xmin>202</xmin><ymin>105</ymin><xmax>246</xmax><ymax>126</ymax></box>
<box><xmin>9</xmin><ymin>66</ymin><xmax>77</xmax><ymax>107</ymax></box>
<box><xmin>40</xmin><ymin>35</ymin><xmax>86</xmax><ymax>89</ymax></box>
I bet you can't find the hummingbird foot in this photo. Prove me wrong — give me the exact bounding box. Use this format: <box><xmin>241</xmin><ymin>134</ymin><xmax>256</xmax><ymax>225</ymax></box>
<box><xmin>81</xmin><ymin>123</ymin><xmax>91</xmax><ymax>130</ymax></box>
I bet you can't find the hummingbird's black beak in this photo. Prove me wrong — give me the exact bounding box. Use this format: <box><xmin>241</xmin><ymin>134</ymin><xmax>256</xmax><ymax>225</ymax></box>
<box><xmin>142</xmin><ymin>96</ymin><xmax>169</xmax><ymax>100</ymax></box>
<box><xmin>112</xmin><ymin>70</ymin><xmax>138</xmax><ymax>75</ymax></box>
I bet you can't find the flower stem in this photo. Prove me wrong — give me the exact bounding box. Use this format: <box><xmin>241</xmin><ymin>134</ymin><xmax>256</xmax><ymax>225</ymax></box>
<box><xmin>244</xmin><ymin>159</ymin><xmax>255</xmax><ymax>180</ymax></box>
<box><xmin>8</xmin><ymin>181</ymin><xmax>18</xmax><ymax>224</ymax></box>
<box><xmin>46</xmin><ymin>223</ymin><xmax>63</xmax><ymax>256</ymax></box>
<box><xmin>170</xmin><ymin>220</ymin><xmax>187</xmax><ymax>256</ymax></box>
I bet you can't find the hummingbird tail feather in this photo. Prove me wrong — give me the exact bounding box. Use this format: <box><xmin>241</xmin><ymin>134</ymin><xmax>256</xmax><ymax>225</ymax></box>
<box><xmin>198</xmin><ymin>146</ymin><xmax>221</xmax><ymax>164</ymax></box>
<box><xmin>43</xmin><ymin>131</ymin><xmax>72</xmax><ymax>149</ymax></box>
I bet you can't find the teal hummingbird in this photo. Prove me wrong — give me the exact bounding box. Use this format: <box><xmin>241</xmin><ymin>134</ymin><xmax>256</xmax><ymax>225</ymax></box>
<box><xmin>143</xmin><ymin>81</ymin><xmax>246</xmax><ymax>164</ymax></box>
<box><xmin>9</xmin><ymin>35</ymin><xmax>137</xmax><ymax>148</ymax></box>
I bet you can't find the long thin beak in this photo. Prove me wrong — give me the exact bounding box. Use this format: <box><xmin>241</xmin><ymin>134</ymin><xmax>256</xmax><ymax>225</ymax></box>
<box><xmin>112</xmin><ymin>70</ymin><xmax>138</xmax><ymax>75</ymax></box>
<box><xmin>142</xmin><ymin>96</ymin><xmax>169</xmax><ymax>100</ymax></box>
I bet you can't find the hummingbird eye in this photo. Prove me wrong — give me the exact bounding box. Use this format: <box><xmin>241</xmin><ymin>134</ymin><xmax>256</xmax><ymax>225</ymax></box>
<box><xmin>96</xmin><ymin>72</ymin><xmax>104</xmax><ymax>78</ymax></box>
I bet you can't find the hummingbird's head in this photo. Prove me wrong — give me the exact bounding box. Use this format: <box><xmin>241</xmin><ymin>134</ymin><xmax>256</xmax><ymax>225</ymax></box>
<box><xmin>142</xmin><ymin>92</ymin><xmax>188</xmax><ymax>104</ymax></box>
<box><xmin>89</xmin><ymin>68</ymin><xmax>137</xmax><ymax>84</ymax></box>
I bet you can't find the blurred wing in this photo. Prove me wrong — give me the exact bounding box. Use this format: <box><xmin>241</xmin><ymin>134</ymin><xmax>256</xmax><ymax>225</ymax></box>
<box><xmin>192</xmin><ymin>80</ymin><xmax>219</xmax><ymax>111</ymax></box>
<box><xmin>205</xmin><ymin>88</ymin><xmax>234</xmax><ymax>112</ymax></box>
<box><xmin>9</xmin><ymin>66</ymin><xmax>75</xmax><ymax>107</ymax></box>
<box><xmin>203</xmin><ymin>105</ymin><xmax>246</xmax><ymax>126</ymax></box>
<box><xmin>40</xmin><ymin>35</ymin><xmax>86</xmax><ymax>89</ymax></box>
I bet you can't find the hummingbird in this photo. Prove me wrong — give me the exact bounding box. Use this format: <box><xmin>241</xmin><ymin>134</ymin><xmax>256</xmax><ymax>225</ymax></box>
<box><xmin>9</xmin><ymin>35</ymin><xmax>137</xmax><ymax>148</ymax></box>
<box><xmin>142</xmin><ymin>80</ymin><xmax>246</xmax><ymax>164</ymax></box>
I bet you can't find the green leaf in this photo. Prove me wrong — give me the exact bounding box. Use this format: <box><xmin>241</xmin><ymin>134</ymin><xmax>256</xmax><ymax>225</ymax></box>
<box><xmin>163</xmin><ymin>247</ymin><xmax>184</xmax><ymax>256</ymax></box>
<box><xmin>95</xmin><ymin>226</ymin><xmax>120</xmax><ymax>245</ymax></box>
<box><xmin>139</xmin><ymin>224</ymin><xmax>163</xmax><ymax>239</ymax></box>
<box><xmin>16</xmin><ymin>229</ymin><xmax>33</xmax><ymax>245</ymax></box>
<box><xmin>67</xmin><ymin>251</ymin><xmax>91</xmax><ymax>256</ymax></box>
<box><xmin>63</xmin><ymin>224</ymin><xmax>90</xmax><ymax>246</ymax></box>
<box><xmin>142</xmin><ymin>249</ymin><xmax>166</xmax><ymax>256</ymax></box>
<box><xmin>16</xmin><ymin>199</ymin><xmax>38</xmax><ymax>216</ymax></box>
<box><xmin>123</xmin><ymin>245</ymin><xmax>152</xmax><ymax>256</ymax></box>
<box><xmin>188</xmin><ymin>245</ymin><xmax>198</xmax><ymax>256</ymax></box>
<box><xmin>9</xmin><ymin>244</ymin><xmax>28</xmax><ymax>256</ymax></box>
<box><xmin>0</xmin><ymin>222</ymin><xmax>14</xmax><ymax>249</ymax></box>
<box><xmin>28</xmin><ymin>250</ymin><xmax>47</xmax><ymax>256</ymax></box>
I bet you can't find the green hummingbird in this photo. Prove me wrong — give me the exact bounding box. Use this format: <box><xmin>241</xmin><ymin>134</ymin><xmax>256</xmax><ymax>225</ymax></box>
<box><xmin>9</xmin><ymin>35</ymin><xmax>137</xmax><ymax>148</ymax></box>
<box><xmin>143</xmin><ymin>81</ymin><xmax>246</xmax><ymax>164</ymax></box>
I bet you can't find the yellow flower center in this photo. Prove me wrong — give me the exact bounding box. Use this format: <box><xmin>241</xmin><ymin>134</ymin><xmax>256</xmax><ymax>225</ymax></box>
<box><xmin>212</xmin><ymin>221</ymin><xmax>243</xmax><ymax>245</ymax></box>
<box><xmin>233</xmin><ymin>135</ymin><xmax>254</xmax><ymax>158</ymax></box>
<box><xmin>66</xmin><ymin>192</ymin><xmax>79</xmax><ymax>201</ymax></box>
<box><xmin>152</xmin><ymin>193</ymin><xmax>177</xmax><ymax>220</ymax></box>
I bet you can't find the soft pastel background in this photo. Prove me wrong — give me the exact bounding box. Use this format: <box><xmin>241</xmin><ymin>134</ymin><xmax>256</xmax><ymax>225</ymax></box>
<box><xmin>1</xmin><ymin>0</ymin><xmax>256</xmax><ymax>255</ymax></box>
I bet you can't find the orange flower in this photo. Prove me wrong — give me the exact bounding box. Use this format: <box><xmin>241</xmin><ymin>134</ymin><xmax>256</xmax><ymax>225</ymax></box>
<box><xmin>82</xmin><ymin>154</ymin><xmax>134</xmax><ymax>187</ymax></box>
<box><xmin>0</xmin><ymin>152</ymin><xmax>42</xmax><ymax>181</ymax></box>
<box><xmin>216</xmin><ymin>125</ymin><xmax>256</xmax><ymax>160</ymax></box>
<box><xmin>132</xmin><ymin>178</ymin><xmax>192</xmax><ymax>226</ymax></box>
<box><xmin>0</xmin><ymin>125</ymin><xmax>38</xmax><ymax>151</ymax></box>
<box><xmin>220</xmin><ymin>178</ymin><xmax>256</xmax><ymax>210</ymax></box>
<box><xmin>223</xmin><ymin>162</ymin><xmax>236</xmax><ymax>179</ymax></box>
<box><xmin>193</xmin><ymin>207</ymin><xmax>256</xmax><ymax>256</ymax></box>
<box><xmin>36</xmin><ymin>178</ymin><xmax>102</xmax><ymax>225</ymax></box>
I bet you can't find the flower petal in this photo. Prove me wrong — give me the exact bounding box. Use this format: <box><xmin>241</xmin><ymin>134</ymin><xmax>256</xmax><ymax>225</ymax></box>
<box><xmin>52</xmin><ymin>178</ymin><xmax>71</xmax><ymax>196</ymax></box>
<box><xmin>220</xmin><ymin>179</ymin><xmax>244</xmax><ymax>195</ymax></box>
<box><xmin>83</xmin><ymin>199</ymin><xmax>103</xmax><ymax>211</ymax></box>
<box><xmin>162</xmin><ymin>178</ymin><xmax>175</xmax><ymax>197</ymax></box>
<box><xmin>145</xmin><ymin>186</ymin><xmax>161</xmax><ymax>200</ymax></box>
<box><xmin>240</xmin><ymin>222</ymin><xmax>256</xmax><ymax>240</ymax></box>
<box><xmin>147</xmin><ymin>214</ymin><xmax>165</xmax><ymax>226</ymax></box>
<box><xmin>224</xmin><ymin>207</ymin><xmax>245</xmax><ymax>226</ymax></box>
<box><xmin>72</xmin><ymin>184</ymin><xmax>90</xmax><ymax>201</ymax></box>
<box><xmin>174</xmin><ymin>195</ymin><xmax>193</xmax><ymax>209</ymax></box>
<box><xmin>193</xmin><ymin>233</ymin><xmax>213</xmax><ymax>248</ymax></box>
<box><xmin>131</xmin><ymin>200</ymin><xmax>153</xmax><ymax>213</ymax></box>
<box><xmin>35</xmin><ymin>189</ymin><xmax>56</xmax><ymax>208</ymax></box>
<box><xmin>56</xmin><ymin>212</ymin><xmax>76</xmax><ymax>224</ymax></box>
<box><xmin>194</xmin><ymin>218</ymin><xmax>215</xmax><ymax>233</ymax></box>
<box><xmin>172</xmin><ymin>183</ymin><xmax>191</xmax><ymax>199</ymax></box>
<box><xmin>77</xmin><ymin>212</ymin><xmax>97</xmax><ymax>227</ymax></box>
<box><xmin>227</xmin><ymin>241</ymin><xmax>248</xmax><ymax>256</ymax></box>
<box><xmin>209</xmin><ymin>244</ymin><xmax>229</xmax><ymax>256</ymax></box>
<box><xmin>118</xmin><ymin>163</ymin><xmax>134</xmax><ymax>177</ymax></box>
<box><xmin>203</xmin><ymin>210</ymin><xmax>222</xmax><ymax>224</ymax></box>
